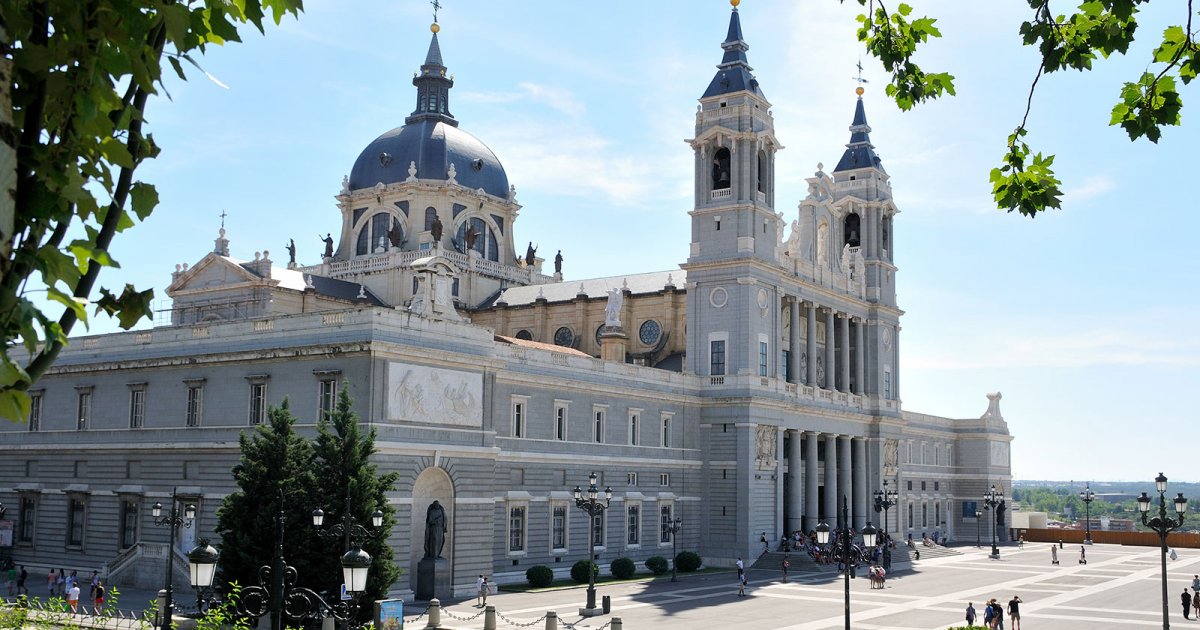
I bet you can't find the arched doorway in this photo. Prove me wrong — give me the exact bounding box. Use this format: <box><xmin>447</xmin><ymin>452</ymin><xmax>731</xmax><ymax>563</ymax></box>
<box><xmin>412</xmin><ymin>467</ymin><xmax>455</xmax><ymax>599</ymax></box>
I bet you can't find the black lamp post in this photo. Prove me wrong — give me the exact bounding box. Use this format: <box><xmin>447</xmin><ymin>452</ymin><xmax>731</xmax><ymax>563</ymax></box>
<box><xmin>873</xmin><ymin>481</ymin><xmax>898</xmax><ymax>540</ymax></box>
<box><xmin>1079</xmin><ymin>483</ymin><xmax>1096</xmax><ymax>544</ymax></box>
<box><xmin>816</xmin><ymin>495</ymin><xmax>878</xmax><ymax>630</ymax></box>
<box><xmin>982</xmin><ymin>485</ymin><xmax>1003</xmax><ymax>558</ymax></box>
<box><xmin>667</xmin><ymin>517</ymin><xmax>682</xmax><ymax>582</ymax></box>
<box><xmin>151</xmin><ymin>488</ymin><xmax>196</xmax><ymax>630</ymax></box>
<box><xmin>234</xmin><ymin>490</ymin><xmax>379</xmax><ymax>630</ymax></box>
<box><xmin>313</xmin><ymin>484</ymin><xmax>386</xmax><ymax>608</ymax></box>
<box><xmin>187</xmin><ymin>539</ymin><xmax>219</xmax><ymax>611</ymax></box>
<box><xmin>572</xmin><ymin>472</ymin><xmax>612</xmax><ymax>616</ymax></box>
<box><xmin>1138</xmin><ymin>472</ymin><xmax>1187</xmax><ymax>630</ymax></box>
<box><xmin>974</xmin><ymin>510</ymin><xmax>982</xmax><ymax>548</ymax></box>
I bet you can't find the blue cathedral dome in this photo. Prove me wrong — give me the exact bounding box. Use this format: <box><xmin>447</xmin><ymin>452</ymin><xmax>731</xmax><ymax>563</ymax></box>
<box><xmin>347</xmin><ymin>30</ymin><xmax>510</xmax><ymax>199</ymax></box>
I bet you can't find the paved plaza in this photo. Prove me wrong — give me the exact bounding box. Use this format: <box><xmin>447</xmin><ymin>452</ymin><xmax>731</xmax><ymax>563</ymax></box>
<box><xmin>442</xmin><ymin>543</ymin><xmax>1200</xmax><ymax>630</ymax></box>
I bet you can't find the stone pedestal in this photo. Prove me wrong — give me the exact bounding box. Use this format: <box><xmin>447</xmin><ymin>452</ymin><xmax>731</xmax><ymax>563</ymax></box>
<box><xmin>416</xmin><ymin>557</ymin><xmax>450</xmax><ymax>601</ymax></box>
<box><xmin>599</xmin><ymin>327</ymin><xmax>627</xmax><ymax>362</ymax></box>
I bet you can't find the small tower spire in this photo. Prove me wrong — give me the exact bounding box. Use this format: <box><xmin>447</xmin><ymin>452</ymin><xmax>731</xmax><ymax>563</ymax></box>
<box><xmin>702</xmin><ymin>0</ymin><xmax>764</xmax><ymax>99</ymax></box>
<box><xmin>833</xmin><ymin>82</ymin><xmax>885</xmax><ymax>174</ymax></box>
<box><xmin>407</xmin><ymin>9</ymin><xmax>458</xmax><ymax>127</ymax></box>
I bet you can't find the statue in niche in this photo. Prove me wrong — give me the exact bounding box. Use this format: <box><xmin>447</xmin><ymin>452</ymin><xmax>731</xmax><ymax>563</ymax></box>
<box><xmin>815</xmin><ymin>356</ymin><xmax>824</xmax><ymax>383</ymax></box>
<box><xmin>554</xmin><ymin>250</ymin><xmax>563</xmax><ymax>274</ymax></box>
<box><xmin>430</xmin><ymin>215</ymin><xmax>443</xmax><ymax>243</ymax></box>
<box><xmin>319</xmin><ymin>233</ymin><xmax>334</xmax><ymax>259</ymax></box>
<box><xmin>464</xmin><ymin>224</ymin><xmax>478</xmax><ymax>250</ymax></box>
<box><xmin>816</xmin><ymin>223</ymin><xmax>828</xmax><ymax>266</ymax></box>
<box><xmin>424</xmin><ymin>500</ymin><xmax>447</xmax><ymax>559</ymax></box>
<box><xmin>787</xmin><ymin>219</ymin><xmax>802</xmax><ymax>257</ymax></box>
<box><xmin>800</xmin><ymin>352</ymin><xmax>808</xmax><ymax>380</ymax></box>
<box><xmin>604</xmin><ymin>288</ymin><xmax>624</xmax><ymax>327</ymax></box>
<box><xmin>524</xmin><ymin>242</ymin><xmax>537</xmax><ymax>267</ymax></box>
<box><xmin>285</xmin><ymin>239</ymin><xmax>296</xmax><ymax>265</ymax></box>
<box><xmin>841</xmin><ymin>244</ymin><xmax>852</xmax><ymax>275</ymax></box>
<box><xmin>388</xmin><ymin>220</ymin><xmax>405</xmax><ymax>249</ymax></box>
<box><xmin>884</xmin><ymin>439</ymin><xmax>899</xmax><ymax>470</ymax></box>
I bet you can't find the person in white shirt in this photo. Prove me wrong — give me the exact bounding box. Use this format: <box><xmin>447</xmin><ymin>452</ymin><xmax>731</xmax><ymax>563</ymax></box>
<box><xmin>476</xmin><ymin>575</ymin><xmax>488</xmax><ymax>607</ymax></box>
<box><xmin>67</xmin><ymin>584</ymin><xmax>81</xmax><ymax>613</ymax></box>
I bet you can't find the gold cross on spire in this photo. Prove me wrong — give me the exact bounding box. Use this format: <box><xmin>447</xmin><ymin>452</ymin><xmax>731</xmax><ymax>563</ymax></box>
<box><xmin>852</xmin><ymin>60</ymin><xmax>869</xmax><ymax>95</ymax></box>
<box><xmin>431</xmin><ymin>0</ymin><xmax>441</xmax><ymax>23</ymax></box>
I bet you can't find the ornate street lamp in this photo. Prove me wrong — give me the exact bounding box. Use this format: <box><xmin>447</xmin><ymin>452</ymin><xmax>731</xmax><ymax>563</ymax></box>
<box><xmin>872</xmin><ymin>481</ymin><xmax>898</xmax><ymax>539</ymax></box>
<box><xmin>667</xmin><ymin>517</ymin><xmax>683</xmax><ymax>582</ymax></box>
<box><xmin>1138</xmin><ymin>472</ymin><xmax>1187</xmax><ymax>630</ymax></box>
<box><xmin>1079</xmin><ymin>483</ymin><xmax>1096</xmax><ymax>544</ymax></box>
<box><xmin>975</xmin><ymin>510</ymin><xmax>983</xmax><ymax>548</ymax></box>
<box><xmin>572</xmin><ymin>471</ymin><xmax>612</xmax><ymax>616</ymax></box>
<box><xmin>187</xmin><ymin>539</ymin><xmax>219</xmax><ymax>611</ymax></box>
<box><xmin>982</xmin><ymin>485</ymin><xmax>1004</xmax><ymax>558</ymax></box>
<box><xmin>313</xmin><ymin>483</ymin><xmax>386</xmax><ymax>600</ymax></box>
<box><xmin>151</xmin><ymin>489</ymin><xmax>195</xmax><ymax>630</ymax></box>
<box><xmin>816</xmin><ymin>495</ymin><xmax>878</xmax><ymax>630</ymax></box>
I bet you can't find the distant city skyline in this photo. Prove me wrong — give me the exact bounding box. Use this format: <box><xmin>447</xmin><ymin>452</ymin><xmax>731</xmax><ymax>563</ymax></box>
<box><xmin>54</xmin><ymin>1</ymin><xmax>1198</xmax><ymax>481</ymax></box>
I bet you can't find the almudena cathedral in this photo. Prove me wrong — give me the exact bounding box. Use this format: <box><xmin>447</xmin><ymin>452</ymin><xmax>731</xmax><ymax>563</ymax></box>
<box><xmin>0</xmin><ymin>3</ymin><xmax>1012</xmax><ymax>600</ymax></box>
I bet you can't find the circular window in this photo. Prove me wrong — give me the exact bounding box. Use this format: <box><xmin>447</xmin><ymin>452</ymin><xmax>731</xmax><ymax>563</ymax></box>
<box><xmin>515</xmin><ymin>329</ymin><xmax>533</xmax><ymax>341</ymax></box>
<box><xmin>595</xmin><ymin>325</ymin><xmax>606</xmax><ymax>346</ymax></box>
<box><xmin>553</xmin><ymin>326</ymin><xmax>574</xmax><ymax>347</ymax></box>
<box><xmin>757</xmin><ymin>288</ymin><xmax>769</xmax><ymax>309</ymax></box>
<box><xmin>639</xmin><ymin>320</ymin><xmax>662</xmax><ymax>346</ymax></box>
<box><xmin>709</xmin><ymin>286</ymin><xmax>728</xmax><ymax>308</ymax></box>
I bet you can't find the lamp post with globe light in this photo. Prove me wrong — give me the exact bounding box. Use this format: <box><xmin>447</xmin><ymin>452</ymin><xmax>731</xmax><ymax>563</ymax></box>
<box><xmin>982</xmin><ymin>485</ymin><xmax>1004</xmax><ymax>558</ymax></box>
<box><xmin>1079</xmin><ymin>483</ymin><xmax>1096</xmax><ymax>545</ymax></box>
<box><xmin>1137</xmin><ymin>473</ymin><xmax>1187</xmax><ymax>630</ymax></box>
<box><xmin>572</xmin><ymin>472</ymin><xmax>612</xmax><ymax>616</ymax></box>
<box><xmin>151</xmin><ymin>489</ymin><xmax>195</xmax><ymax>630</ymax></box>
<box><xmin>816</xmin><ymin>495</ymin><xmax>878</xmax><ymax>630</ymax></box>
<box><xmin>873</xmin><ymin>481</ymin><xmax>898</xmax><ymax>540</ymax></box>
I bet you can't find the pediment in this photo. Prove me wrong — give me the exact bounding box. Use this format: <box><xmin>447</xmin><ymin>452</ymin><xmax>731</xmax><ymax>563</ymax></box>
<box><xmin>166</xmin><ymin>253</ymin><xmax>273</xmax><ymax>295</ymax></box>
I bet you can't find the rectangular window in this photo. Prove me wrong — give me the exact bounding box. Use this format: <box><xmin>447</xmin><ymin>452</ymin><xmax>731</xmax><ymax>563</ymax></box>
<box><xmin>628</xmin><ymin>410</ymin><xmax>640</xmax><ymax>445</ymax></box>
<box><xmin>906</xmin><ymin>480</ymin><xmax>913</xmax><ymax>491</ymax></box>
<box><xmin>67</xmin><ymin>498</ymin><xmax>86</xmax><ymax>547</ymax></box>
<box><xmin>554</xmin><ymin>402</ymin><xmax>568</xmax><ymax>441</ymax></box>
<box><xmin>508</xmin><ymin>505</ymin><xmax>526</xmax><ymax>552</ymax></box>
<box><xmin>883</xmin><ymin>371</ymin><xmax>892</xmax><ymax>398</ymax></box>
<box><xmin>934</xmin><ymin>481</ymin><xmax>940</xmax><ymax>491</ymax></box>
<box><xmin>552</xmin><ymin>504</ymin><xmax>567</xmax><ymax>550</ymax></box>
<box><xmin>592</xmin><ymin>512</ymin><xmax>605</xmax><ymax>547</ymax></box>
<box><xmin>627</xmin><ymin>504</ymin><xmax>640</xmax><ymax>546</ymax></box>
<box><xmin>627</xmin><ymin>472</ymin><xmax>638</xmax><ymax>486</ymax></box>
<box><xmin>660</xmin><ymin>413</ymin><xmax>672</xmax><ymax>448</ymax></box>
<box><xmin>76</xmin><ymin>391</ymin><xmax>91</xmax><ymax>430</ymax></box>
<box><xmin>119</xmin><ymin>500</ymin><xmax>138</xmax><ymax>549</ymax></box>
<box><xmin>18</xmin><ymin>496</ymin><xmax>35</xmax><ymax>543</ymax></box>
<box><xmin>659</xmin><ymin>473</ymin><xmax>670</xmax><ymax>486</ymax></box>
<box><xmin>907</xmin><ymin>503</ymin><xmax>914</xmax><ymax>528</ymax></box>
<box><xmin>781</xmin><ymin>350</ymin><xmax>791</xmax><ymax>382</ymax></box>
<box><xmin>710</xmin><ymin>340</ymin><xmax>726</xmax><ymax>376</ymax></box>
<box><xmin>921</xmin><ymin>481</ymin><xmax>927</xmax><ymax>491</ymax></box>
<box><xmin>660</xmin><ymin>504</ymin><xmax>673</xmax><ymax>543</ymax></box>
<box><xmin>921</xmin><ymin>503</ymin><xmax>928</xmax><ymax>527</ymax></box>
<box><xmin>248</xmin><ymin>383</ymin><xmax>267</xmax><ymax>425</ymax></box>
<box><xmin>759</xmin><ymin>341</ymin><xmax>768</xmax><ymax>377</ymax></box>
<box><xmin>593</xmin><ymin>406</ymin><xmax>606</xmax><ymax>443</ymax></box>
<box><xmin>186</xmin><ymin>383</ymin><xmax>204</xmax><ymax>427</ymax></box>
<box><xmin>319</xmin><ymin>379</ymin><xmax>338</xmax><ymax>420</ymax></box>
<box><xmin>935</xmin><ymin>502</ymin><xmax>941</xmax><ymax>525</ymax></box>
<box><xmin>28</xmin><ymin>393</ymin><xmax>41</xmax><ymax>432</ymax></box>
<box><xmin>129</xmin><ymin>389</ymin><xmax>146</xmax><ymax>429</ymax></box>
<box><xmin>512</xmin><ymin>399</ymin><xmax>526</xmax><ymax>438</ymax></box>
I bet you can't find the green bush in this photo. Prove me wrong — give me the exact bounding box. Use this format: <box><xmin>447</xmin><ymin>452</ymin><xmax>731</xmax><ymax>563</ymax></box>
<box><xmin>610</xmin><ymin>557</ymin><xmax>636</xmax><ymax>579</ymax></box>
<box><xmin>525</xmin><ymin>565</ymin><xmax>554</xmax><ymax>588</ymax></box>
<box><xmin>570</xmin><ymin>560</ymin><xmax>598</xmax><ymax>584</ymax></box>
<box><xmin>645</xmin><ymin>556</ymin><xmax>669</xmax><ymax>575</ymax></box>
<box><xmin>675</xmin><ymin>551</ymin><xmax>702</xmax><ymax>572</ymax></box>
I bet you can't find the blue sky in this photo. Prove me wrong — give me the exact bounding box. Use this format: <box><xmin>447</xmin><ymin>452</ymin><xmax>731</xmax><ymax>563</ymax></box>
<box><xmin>79</xmin><ymin>1</ymin><xmax>1198</xmax><ymax>484</ymax></box>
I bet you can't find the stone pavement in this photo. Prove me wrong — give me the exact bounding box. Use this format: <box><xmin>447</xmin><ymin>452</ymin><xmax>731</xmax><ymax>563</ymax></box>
<box><xmin>425</xmin><ymin>543</ymin><xmax>1200</xmax><ymax>630</ymax></box>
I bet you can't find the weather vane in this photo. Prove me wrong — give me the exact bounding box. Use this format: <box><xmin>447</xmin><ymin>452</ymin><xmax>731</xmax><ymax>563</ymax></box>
<box><xmin>853</xmin><ymin>60</ymin><xmax>869</xmax><ymax>87</ymax></box>
<box><xmin>431</xmin><ymin>0</ymin><xmax>441</xmax><ymax>23</ymax></box>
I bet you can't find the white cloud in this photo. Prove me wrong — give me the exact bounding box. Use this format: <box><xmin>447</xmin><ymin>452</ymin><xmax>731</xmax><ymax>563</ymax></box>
<box><xmin>1063</xmin><ymin>175</ymin><xmax>1115</xmax><ymax>205</ymax></box>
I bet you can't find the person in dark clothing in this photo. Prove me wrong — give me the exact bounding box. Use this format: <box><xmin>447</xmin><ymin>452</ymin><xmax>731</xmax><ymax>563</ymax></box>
<box><xmin>1184</xmin><ymin>589</ymin><xmax>1193</xmax><ymax>620</ymax></box>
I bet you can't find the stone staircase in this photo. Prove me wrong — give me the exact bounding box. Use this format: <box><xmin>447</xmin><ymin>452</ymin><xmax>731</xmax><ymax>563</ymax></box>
<box><xmin>751</xmin><ymin>550</ymin><xmax>826</xmax><ymax>574</ymax></box>
<box><xmin>900</xmin><ymin>544</ymin><xmax>963</xmax><ymax>562</ymax></box>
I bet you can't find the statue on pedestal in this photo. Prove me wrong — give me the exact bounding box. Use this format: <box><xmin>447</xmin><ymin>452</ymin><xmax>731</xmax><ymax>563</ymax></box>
<box><xmin>424</xmin><ymin>501</ymin><xmax>447</xmax><ymax>559</ymax></box>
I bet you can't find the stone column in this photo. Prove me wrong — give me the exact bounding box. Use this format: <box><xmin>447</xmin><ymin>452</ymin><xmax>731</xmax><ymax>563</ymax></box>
<box><xmin>838</xmin><ymin>434</ymin><xmax>852</xmax><ymax>529</ymax></box>
<box><xmin>824</xmin><ymin>308</ymin><xmax>836</xmax><ymax>390</ymax></box>
<box><xmin>805</xmin><ymin>431</ymin><xmax>819</xmax><ymax>533</ymax></box>
<box><xmin>894</xmin><ymin>327</ymin><xmax>900</xmax><ymax>400</ymax></box>
<box><xmin>839</xmin><ymin>314</ymin><xmax>851</xmax><ymax>393</ymax></box>
<box><xmin>786</xmin><ymin>429</ymin><xmax>803</xmax><ymax>534</ymax></box>
<box><xmin>854</xmin><ymin>318</ymin><xmax>865</xmax><ymax>395</ymax></box>
<box><xmin>805</xmin><ymin>302</ymin><xmax>817</xmax><ymax>386</ymax></box>
<box><xmin>789</xmin><ymin>298</ymin><xmax>801</xmax><ymax>384</ymax></box>
<box><xmin>824</xmin><ymin>433</ymin><xmax>838</xmax><ymax>526</ymax></box>
<box><xmin>853</xmin><ymin>437</ymin><xmax>867</xmax><ymax>530</ymax></box>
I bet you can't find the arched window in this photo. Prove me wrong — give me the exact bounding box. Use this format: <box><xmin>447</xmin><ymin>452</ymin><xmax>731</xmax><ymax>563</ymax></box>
<box><xmin>757</xmin><ymin>149</ymin><xmax>767</xmax><ymax>193</ymax></box>
<box><xmin>844</xmin><ymin>213</ymin><xmax>861</xmax><ymax>247</ymax></box>
<box><xmin>711</xmin><ymin>147</ymin><xmax>731</xmax><ymax>190</ymax></box>
<box><xmin>455</xmin><ymin>216</ymin><xmax>501</xmax><ymax>262</ymax></box>
<box><xmin>425</xmin><ymin>207</ymin><xmax>439</xmax><ymax>231</ymax></box>
<box><xmin>515</xmin><ymin>329</ymin><xmax>533</xmax><ymax>341</ymax></box>
<box><xmin>356</xmin><ymin>213</ymin><xmax>404</xmax><ymax>256</ymax></box>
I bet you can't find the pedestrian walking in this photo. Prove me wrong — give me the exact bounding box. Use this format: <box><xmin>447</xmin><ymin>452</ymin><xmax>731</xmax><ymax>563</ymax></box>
<box><xmin>94</xmin><ymin>581</ymin><xmax>105</xmax><ymax>610</ymax></box>
<box><xmin>67</xmin><ymin>582</ymin><xmax>80</xmax><ymax>613</ymax></box>
<box><xmin>1050</xmin><ymin>545</ymin><xmax>1058</xmax><ymax>565</ymax></box>
<box><xmin>46</xmin><ymin>568</ymin><xmax>57</xmax><ymax>596</ymax></box>
<box><xmin>965</xmin><ymin>601</ymin><xmax>977</xmax><ymax>626</ymax></box>
<box><xmin>476</xmin><ymin>575</ymin><xmax>487</xmax><ymax>607</ymax></box>
<box><xmin>1192</xmin><ymin>589</ymin><xmax>1199</xmax><ymax>620</ymax></box>
<box><xmin>17</xmin><ymin>566</ymin><xmax>27</xmax><ymax>595</ymax></box>
<box><xmin>1193</xmin><ymin>574</ymin><xmax>1200</xmax><ymax>592</ymax></box>
<box><xmin>760</xmin><ymin>532</ymin><xmax>768</xmax><ymax>554</ymax></box>
<box><xmin>983</xmin><ymin>599</ymin><xmax>995</xmax><ymax>629</ymax></box>
<box><xmin>1184</xmin><ymin>588</ymin><xmax>1193</xmax><ymax>620</ymax></box>
<box><xmin>737</xmin><ymin>572</ymin><xmax>747</xmax><ymax>597</ymax></box>
<box><xmin>1007</xmin><ymin>595</ymin><xmax>1022</xmax><ymax>630</ymax></box>
<box><xmin>1079</xmin><ymin>546</ymin><xmax>1087</xmax><ymax>565</ymax></box>
<box><xmin>991</xmin><ymin>598</ymin><xmax>1005</xmax><ymax>630</ymax></box>
<box><xmin>89</xmin><ymin>571</ymin><xmax>99</xmax><ymax>600</ymax></box>
<box><xmin>781</xmin><ymin>555</ymin><xmax>790</xmax><ymax>582</ymax></box>
<box><xmin>736</xmin><ymin>557</ymin><xmax>744</xmax><ymax>579</ymax></box>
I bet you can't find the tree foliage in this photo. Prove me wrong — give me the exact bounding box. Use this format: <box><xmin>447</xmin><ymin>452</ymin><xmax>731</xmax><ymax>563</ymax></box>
<box><xmin>0</xmin><ymin>0</ymin><xmax>302</xmax><ymax>422</ymax></box>
<box><xmin>847</xmin><ymin>0</ymin><xmax>1197</xmax><ymax>218</ymax></box>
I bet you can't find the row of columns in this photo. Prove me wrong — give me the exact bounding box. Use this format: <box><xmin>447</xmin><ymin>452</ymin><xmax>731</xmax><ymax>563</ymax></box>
<box><xmin>785</xmin><ymin>298</ymin><xmax>866</xmax><ymax>394</ymax></box>
<box><xmin>783</xmin><ymin>430</ymin><xmax>870</xmax><ymax>535</ymax></box>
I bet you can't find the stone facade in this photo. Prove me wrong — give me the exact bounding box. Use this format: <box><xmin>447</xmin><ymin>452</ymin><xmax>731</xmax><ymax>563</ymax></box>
<box><xmin>0</xmin><ymin>5</ymin><xmax>1011</xmax><ymax>602</ymax></box>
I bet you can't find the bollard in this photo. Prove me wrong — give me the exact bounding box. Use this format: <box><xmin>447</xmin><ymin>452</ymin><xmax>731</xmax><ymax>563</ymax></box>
<box><xmin>611</xmin><ymin>616</ymin><xmax>623</xmax><ymax>630</ymax></box>
<box><xmin>425</xmin><ymin>598</ymin><xmax>441</xmax><ymax>629</ymax></box>
<box><xmin>484</xmin><ymin>605</ymin><xmax>497</xmax><ymax>630</ymax></box>
<box><xmin>545</xmin><ymin>610</ymin><xmax>558</xmax><ymax>630</ymax></box>
<box><xmin>156</xmin><ymin>589</ymin><xmax>167</xmax><ymax>627</ymax></box>
<box><xmin>602</xmin><ymin>595</ymin><xmax>611</xmax><ymax>614</ymax></box>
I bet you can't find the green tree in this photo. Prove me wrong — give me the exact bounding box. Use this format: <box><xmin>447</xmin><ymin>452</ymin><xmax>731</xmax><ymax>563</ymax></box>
<box><xmin>0</xmin><ymin>0</ymin><xmax>303</xmax><ymax>421</ymax></box>
<box><xmin>309</xmin><ymin>386</ymin><xmax>401</xmax><ymax>609</ymax></box>
<box><xmin>848</xmin><ymin>0</ymin><xmax>1197</xmax><ymax>218</ymax></box>
<box><xmin>214</xmin><ymin>399</ymin><xmax>319</xmax><ymax>596</ymax></box>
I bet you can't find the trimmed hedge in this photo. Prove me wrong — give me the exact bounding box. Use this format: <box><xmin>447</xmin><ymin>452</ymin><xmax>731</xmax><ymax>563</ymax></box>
<box><xmin>610</xmin><ymin>557</ymin><xmax>636</xmax><ymax>579</ymax></box>
<box><xmin>571</xmin><ymin>560</ymin><xmax>598</xmax><ymax>584</ymax></box>
<box><xmin>525</xmin><ymin>565</ymin><xmax>554</xmax><ymax>588</ymax></box>
<box><xmin>645</xmin><ymin>556</ymin><xmax>669</xmax><ymax>575</ymax></box>
<box><xmin>675</xmin><ymin>551</ymin><xmax>702</xmax><ymax>572</ymax></box>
